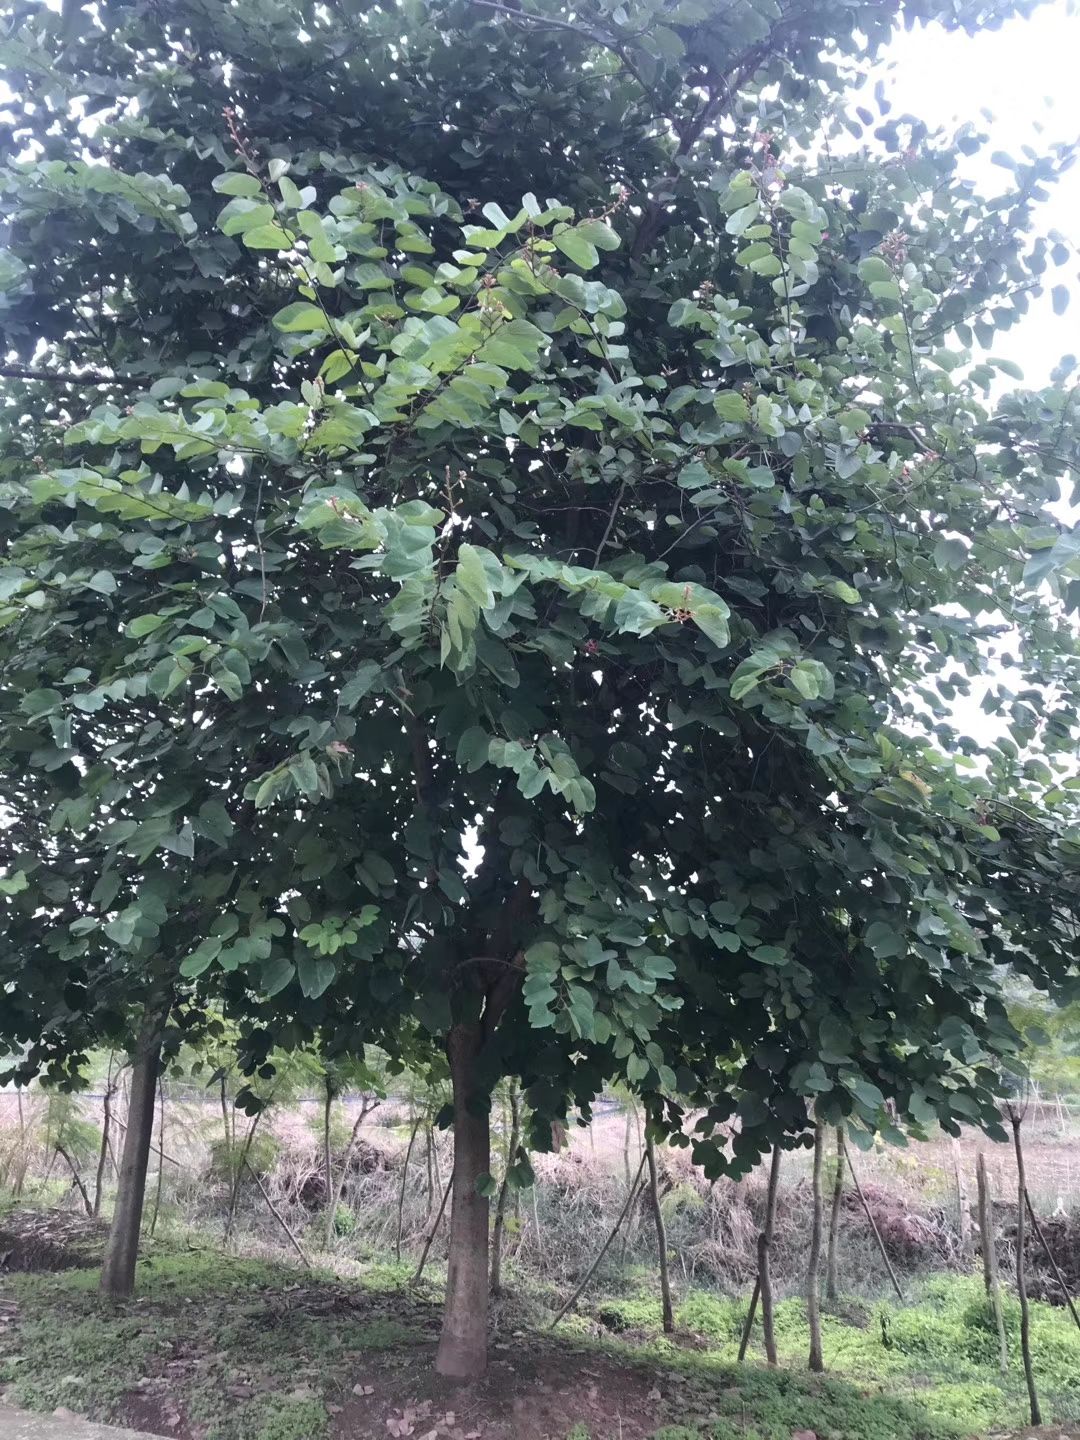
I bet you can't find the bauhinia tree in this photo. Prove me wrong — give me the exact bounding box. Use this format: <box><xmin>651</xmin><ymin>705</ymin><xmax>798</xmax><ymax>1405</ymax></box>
<box><xmin>2</xmin><ymin>0</ymin><xmax>1080</xmax><ymax>1378</ymax></box>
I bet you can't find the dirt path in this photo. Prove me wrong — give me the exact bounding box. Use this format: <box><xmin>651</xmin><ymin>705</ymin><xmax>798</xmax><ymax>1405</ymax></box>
<box><xmin>0</xmin><ymin>1404</ymin><xmax>159</xmax><ymax>1440</ymax></box>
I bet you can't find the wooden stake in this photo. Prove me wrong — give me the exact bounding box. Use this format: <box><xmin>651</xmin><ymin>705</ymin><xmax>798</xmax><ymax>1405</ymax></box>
<box><xmin>845</xmin><ymin>1147</ymin><xmax>903</xmax><ymax>1301</ymax></box>
<box><xmin>737</xmin><ymin>1277</ymin><xmax>761</xmax><ymax>1363</ymax></box>
<box><xmin>549</xmin><ymin>1151</ymin><xmax>647</xmax><ymax>1328</ymax></box>
<box><xmin>1024</xmin><ymin>1188</ymin><xmax>1080</xmax><ymax>1333</ymax></box>
<box><xmin>412</xmin><ymin>1175</ymin><xmax>452</xmax><ymax>1286</ymax></box>
<box><xmin>825</xmin><ymin>1126</ymin><xmax>845</xmax><ymax>1301</ymax></box>
<box><xmin>243</xmin><ymin>1159</ymin><xmax>311</xmax><ymax>1269</ymax></box>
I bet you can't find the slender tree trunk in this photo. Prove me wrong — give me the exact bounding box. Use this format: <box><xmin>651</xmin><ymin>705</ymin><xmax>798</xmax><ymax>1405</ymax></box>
<box><xmin>549</xmin><ymin>1151</ymin><xmax>648</xmax><ymax>1329</ymax></box>
<box><xmin>93</xmin><ymin>1057</ymin><xmax>115</xmax><ymax>1218</ymax></box>
<box><xmin>326</xmin><ymin>1102</ymin><xmax>375</xmax><ymax>1248</ymax></box>
<box><xmin>435</xmin><ymin>1024</ymin><xmax>491</xmax><ymax>1380</ymax></box>
<box><xmin>425</xmin><ymin>1125</ymin><xmax>435</xmax><ymax>1216</ymax></box>
<box><xmin>244</xmin><ymin>1160</ymin><xmax>311</xmax><ymax>1268</ymax></box>
<box><xmin>224</xmin><ymin>1111</ymin><xmax>263</xmax><ymax>1246</ymax></box>
<box><xmin>1010</xmin><ymin>1110</ymin><xmax>1041</xmax><ymax>1426</ymax></box>
<box><xmin>100</xmin><ymin>1016</ymin><xmax>163</xmax><ymax>1297</ymax></box>
<box><xmin>737</xmin><ymin>1277</ymin><xmax>761</xmax><ymax>1363</ymax></box>
<box><xmin>847</xmin><ymin>1147</ymin><xmax>903</xmax><ymax>1301</ymax></box>
<box><xmin>322</xmin><ymin>1079</ymin><xmax>334</xmax><ymax>1247</ymax></box>
<box><xmin>219</xmin><ymin>1075</ymin><xmax>232</xmax><ymax>1169</ymax></box>
<box><xmin>413</xmin><ymin>1175</ymin><xmax>453</xmax><ymax>1286</ymax></box>
<box><xmin>396</xmin><ymin>1112</ymin><xmax>422</xmax><ymax>1262</ymax></box>
<box><xmin>490</xmin><ymin>1081</ymin><xmax>521</xmax><ymax>1296</ymax></box>
<box><xmin>149</xmin><ymin>1078</ymin><xmax>166</xmax><ymax>1238</ymax></box>
<box><xmin>760</xmin><ymin>1146</ymin><xmax>782</xmax><ymax>1366</ymax></box>
<box><xmin>807</xmin><ymin>1120</ymin><xmax>825</xmax><ymax>1372</ymax></box>
<box><xmin>56</xmin><ymin>1144</ymin><xmax>93</xmax><ymax>1217</ymax></box>
<box><xmin>645</xmin><ymin>1132</ymin><xmax>674</xmax><ymax>1333</ymax></box>
<box><xmin>976</xmin><ymin>1152</ymin><xmax>1008</xmax><ymax>1373</ymax></box>
<box><xmin>825</xmin><ymin>1126</ymin><xmax>845</xmax><ymax>1301</ymax></box>
<box><xmin>14</xmin><ymin>1090</ymin><xmax>27</xmax><ymax>1198</ymax></box>
<box><xmin>952</xmin><ymin>1138</ymin><xmax>972</xmax><ymax>1261</ymax></box>
<box><xmin>1024</xmin><ymin>1188</ymin><xmax>1080</xmax><ymax>1332</ymax></box>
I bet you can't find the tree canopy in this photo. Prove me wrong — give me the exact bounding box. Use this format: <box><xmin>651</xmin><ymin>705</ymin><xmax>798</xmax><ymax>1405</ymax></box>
<box><xmin>2</xmin><ymin>0</ymin><xmax>1080</xmax><ymax>1376</ymax></box>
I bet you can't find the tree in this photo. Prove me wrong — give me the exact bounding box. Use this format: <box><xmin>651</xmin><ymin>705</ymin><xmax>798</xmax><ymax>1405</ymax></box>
<box><xmin>3</xmin><ymin>0</ymin><xmax>1080</xmax><ymax>1378</ymax></box>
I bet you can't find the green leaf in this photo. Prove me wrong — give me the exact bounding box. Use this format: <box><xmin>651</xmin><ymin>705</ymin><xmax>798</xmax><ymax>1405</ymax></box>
<box><xmin>714</xmin><ymin>391</ymin><xmax>749</xmax><ymax>423</ymax></box>
<box><xmin>554</xmin><ymin>229</ymin><xmax>599</xmax><ymax>270</ymax></box>
<box><xmin>213</xmin><ymin>172</ymin><xmax>263</xmax><ymax>197</ymax></box>
<box><xmin>297</xmin><ymin>954</ymin><xmax>336</xmax><ymax>999</ymax></box>
<box><xmin>241</xmin><ymin>223</ymin><xmax>293</xmax><ymax>251</ymax></box>
<box><xmin>725</xmin><ymin>202</ymin><xmax>760</xmax><ymax>236</ymax></box>
<box><xmin>933</xmin><ymin>537</ymin><xmax>967</xmax><ymax>572</ymax></box>
<box><xmin>273</xmin><ymin>302</ymin><xmax>331</xmax><ymax>333</ymax></box>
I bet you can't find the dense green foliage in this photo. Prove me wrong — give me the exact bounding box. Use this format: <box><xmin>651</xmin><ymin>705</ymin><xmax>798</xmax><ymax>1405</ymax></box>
<box><xmin>1</xmin><ymin>0</ymin><xmax>1079</xmax><ymax>1209</ymax></box>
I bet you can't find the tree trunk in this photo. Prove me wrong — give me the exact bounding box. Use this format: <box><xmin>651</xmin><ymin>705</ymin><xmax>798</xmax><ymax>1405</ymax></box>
<box><xmin>825</xmin><ymin>1126</ymin><xmax>845</xmax><ymax>1301</ymax></box>
<box><xmin>224</xmin><ymin>1111</ymin><xmax>263</xmax><ymax>1247</ymax></box>
<box><xmin>93</xmin><ymin>1059</ymin><xmax>115</xmax><ymax>1218</ymax></box>
<box><xmin>326</xmin><ymin>1100</ymin><xmax>377</xmax><ymax>1248</ymax></box>
<box><xmin>490</xmin><ymin>1081</ymin><xmax>521</xmax><ymax>1295</ymax></box>
<box><xmin>435</xmin><ymin>1023</ymin><xmax>490</xmax><ymax>1380</ymax></box>
<box><xmin>322</xmin><ymin>1078</ymin><xmax>335</xmax><ymax>1248</ymax></box>
<box><xmin>100</xmin><ymin>1018</ymin><xmax>163</xmax><ymax>1298</ymax></box>
<box><xmin>149</xmin><ymin>1077</ymin><xmax>165</xmax><ymax>1238</ymax></box>
<box><xmin>976</xmin><ymin>1151</ymin><xmax>1008</xmax><ymax>1373</ymax></box>
<box><xmin>645</xmin><ymin>1132</ymin><xmax>674</xmax><ymax>1333</ymax></box>
<box><xmin>1010</xmin><ymin>1110</ymin><xmax>1041</xmax><ymax>1426</ymax></box>
<box><xmin>56</xmin><ymin>1144</ymin><xmax>93</xmax><ymax>1217</ymax></box>
<box><xmin>807</xmin><ymin>1119</ymin><xmax>825</xmax><ymax>1372</ymax></box>
<box><xmin>13</xmin><ymin>1090</ymin><xmax>27</xmax><ymax>1198</ymax></box>
<box><xmin>760</xmin><ymin>1146</ymin><xmax>782</xmax><ymax>1366</ymax></box>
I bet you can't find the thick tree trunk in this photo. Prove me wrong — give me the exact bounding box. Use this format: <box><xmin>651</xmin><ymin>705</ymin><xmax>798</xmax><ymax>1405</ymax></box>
<box><xmin>807</xmin><ymin>1119</ymin><xmax>825</xmax><ymax>1372</ymax></box>
<box><xmin>760</xmin><ymin>1146</ymin><xmax>782</xmax><ymax>1366</ymax></box>
<box><xmin>976</xmin><ymin>1151</ymin><xmax>1008</xmax><ymax>1373</ymax></box>
<box><xmin>645</xmin><ymin>1133</ymin><xmax>674</xmax><ymax>1333</ymax></box>
<box><xmin>1010</xmin><ymin>1110</ymin><xmax>1041</xmax><ymax>1426</ymax></box>
<box><xmin>825</xmin><ymin>1126</ymin><xmax>845</xmax><ymax>1301</ymax></box>
<box><xmin>435</xmin><ymin>1023</ymin><xmax>490</xmax><ymax>1380</ymax></box>
<box><xmin>490</xmin><ymin>1081</ymin><xmax>521</xmax><ymax>1295</ymax></box>
<box><xmin>100</xmin><ymin>1019</ymin><xmax>163</xmax><ymax>1298</ymax></box>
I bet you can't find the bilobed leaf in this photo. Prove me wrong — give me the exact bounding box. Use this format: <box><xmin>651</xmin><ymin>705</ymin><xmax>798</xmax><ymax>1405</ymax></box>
<box><xmin>242</xmin><ymin>223</ymin><xmax>293</xmax><ymax>250</ymax></box>
<box><xmin>554</xmin><ymin>228</ymin><xmax>599</xmax><ymax>270</ymax></box>
<box><xmin>273</xmin><ymin>302</ymin><xmax>331</xmax><ymax>333</ymax></box>
<box><xmin>212</xmin><ymin>172</ymin><xmax>262</xmax><ymax>197</ymax></box>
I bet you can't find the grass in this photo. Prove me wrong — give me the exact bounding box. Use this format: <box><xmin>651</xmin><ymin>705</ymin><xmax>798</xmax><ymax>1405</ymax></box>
<box><xmin>1</xmin><ymin>1239</ymin><xmax>1078</xmax><ymax>1439</ymax></box>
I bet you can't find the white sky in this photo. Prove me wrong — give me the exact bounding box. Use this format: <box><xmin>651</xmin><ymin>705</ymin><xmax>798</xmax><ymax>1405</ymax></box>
<box><xmin>881</xmin><ymin>0</ymin><xmax>1080</xmax><ymax>384</ymax></box>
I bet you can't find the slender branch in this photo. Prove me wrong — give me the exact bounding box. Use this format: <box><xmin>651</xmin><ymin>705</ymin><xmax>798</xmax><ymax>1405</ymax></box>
<box><xmin>549</xmin><ymin>1149</ymin><xmax>648</xmax><ymax>1327</ymax></box>
<box><xmin>0</xmin><ymin>362</ymin><xmax>117</xmax><ymax>385</ymax></box>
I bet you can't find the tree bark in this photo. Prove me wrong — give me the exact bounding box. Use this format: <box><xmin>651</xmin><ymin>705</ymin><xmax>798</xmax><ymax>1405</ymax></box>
<box><xmin>1010</xmin><ymin>1109</ymin><xmax>1041</xmax><ymax>1426</ymax></box>
<box><xmin>435</xmin><ymin>1023</ymin><xmax>491</xmax><ymax>1380</ymax></box>
<box><xmin>976</xmin><ymin>1151</ymin><xmax>1008</xmax><ymax>1373</ymax></box>
<box><xmin>645</xmin><ymin>1132</ymin><xmax>674</xmax><ymax>1333</ymax></box>
<box><xmin>807</xmin><ymin>1119</ymin><xmax>825</xmax><ymax>1372</ymax></box>
<box><xmin>490</xmin><ymin>1081</ymin><xmax>521</xmax><ymax>1295</ymax></box>
<box><xmin>93</xmin><ymin>1058</ymin><xmax>115</xmax><ymax>1218</ymax></box>
<box><xmin>760</xmin><ymin>1146</ymin><xmax>782</xmax><ymax>1366</ymax></box>
<box><xmin>100</xmin><ymin>1016</ymin><xmax>163</xmax><ymax>1298</ymax></box>
<box><xmin>825</xmin><ymin>1126</ymin><xmax>845</xmax><ymax>1301</ymax></box>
